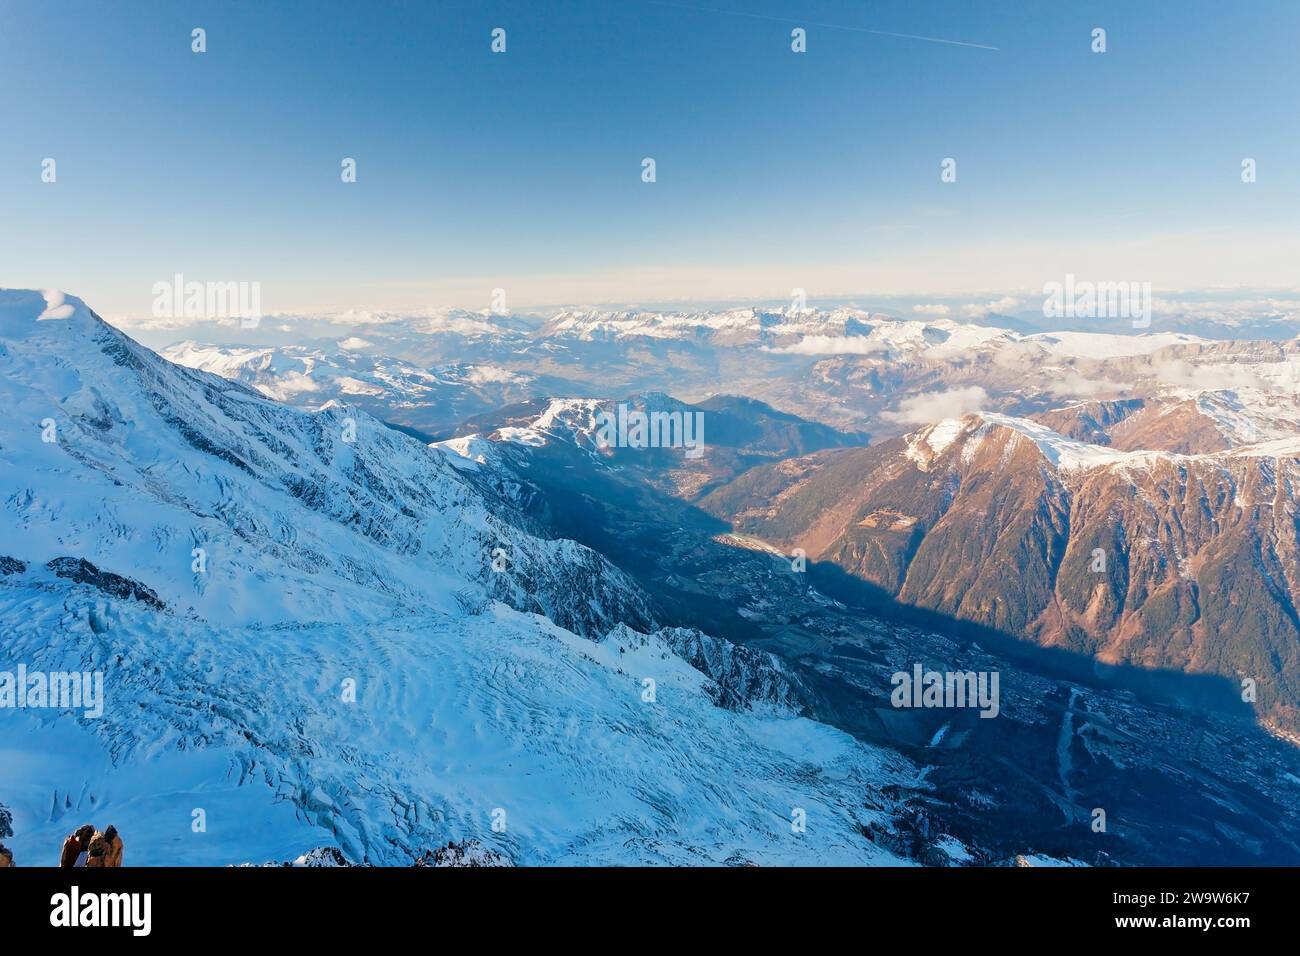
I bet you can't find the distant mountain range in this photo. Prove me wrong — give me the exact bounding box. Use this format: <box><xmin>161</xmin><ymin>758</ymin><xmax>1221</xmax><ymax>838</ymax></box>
<box><xmin>160</xmin><ymin>341</ymin><xmax>575</xmax><ymax>438</ymax></box>
<box><xmin>160</xmin><ymin>306</ymin><xmax>1300</xmax><ymax>438</ymax></box>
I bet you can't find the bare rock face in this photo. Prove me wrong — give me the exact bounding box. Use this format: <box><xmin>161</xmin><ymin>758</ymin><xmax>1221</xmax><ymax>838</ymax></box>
<box><xmin>45</xmin><ymin>557</ymin><xmax>165</xmax><ymax>610</ymax></box>
<box><xmin>268</xmin><ymin>840</ymin><xmax>514</xmax><ymax>866</ymax></box>
<box><xmin>288</xmin><ymin>847</ymin><xmax>354</xmax><ymax>867</ymax></box>
<box><xmin>653</xmin><ymin>626</ymin><xmax>807</xmax><ymax>716</ymax></box>
<box><xmin>1032</xmin><ymin>397</ymin><xmax>1236</xmax><ymax>455</ymax></box>
<box><xmin>415</xmin><ymin>840</ymin><xmax>513</xmax><ymax>867</ymax></box>
<box><xmin>1034</xmin><ymin>399</ymin><xmax>1148</xmax><ymax>446</ymax></box>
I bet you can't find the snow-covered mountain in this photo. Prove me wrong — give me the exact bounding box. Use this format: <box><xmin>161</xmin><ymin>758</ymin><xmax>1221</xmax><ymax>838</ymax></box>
<box><xmin>438</xmin><ymin>392</ymin><xmax>867</xmax><ymax>501</ymax></box>
<box><xmin>798</xmin><ymin>328</ymin><xmax>1300</xmax><ymax>436</ymax></box>
<box><xmin>0</xmin><ymin>289</ymin><xmax>919</xmax><ymax>866</ymax></box>
<box><xmin>538</xmin><ymin>307</ymin><xmax>1224</xmax><ymax>359</ymax></box>
<box><xmin>539</xmin><ymin>306</ymin><xmax>887</xmax><ymax>345</ymax></box>
<box><xmin>160</xmin><ymin>341</ymin><xmax>563</xmax><ymax>437</ymax></box>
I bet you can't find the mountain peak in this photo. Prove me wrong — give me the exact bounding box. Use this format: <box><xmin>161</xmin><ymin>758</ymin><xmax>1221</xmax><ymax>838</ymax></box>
<box><xmin>0</xmin><ymin>288</ymin><xmax>100</xmax><ymax>338</ymax></box>
<box><xmin>905</xmin><ymin>412</ymin><xmax>1171</xmax><ymax>474</ymax></box>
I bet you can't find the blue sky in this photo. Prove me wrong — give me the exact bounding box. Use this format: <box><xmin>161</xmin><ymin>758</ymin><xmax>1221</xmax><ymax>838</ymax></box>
<box><xmin>2</xmin><ymin>0</ymin><xmax>1298</xmax><ymax>318</ymax></box>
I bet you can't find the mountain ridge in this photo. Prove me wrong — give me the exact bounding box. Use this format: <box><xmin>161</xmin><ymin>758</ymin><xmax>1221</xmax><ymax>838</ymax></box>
<box><xmin>701</xmin><ymin>411</ymin><xmax>1300</xmax><ymax>735</ymax></box>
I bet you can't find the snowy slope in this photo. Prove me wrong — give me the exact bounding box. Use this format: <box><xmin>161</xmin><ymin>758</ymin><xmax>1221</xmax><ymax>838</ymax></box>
<box><xmin>159</xmin><ymin>341</ymin><xmax>453</xmax><ymax>405</ymax></box>
<box><xmin>0</xmin><ymin>290</ymin><xmax>649</xmax><ymax>634</ymax></box>
<box><xmin>1</xmin><ymin>591</ymin><xmax>913</xmax><ymax>866</ymax></box>
<box><xmin>907</xmin><ymin>411</ymin><xmax>1300</xmax><ymax>475</ymax></box>
<box><xmin>160</xmin><ymin>341</ymin><xmax>542</xmax><ymax>435</ymax></box>
<box><xmin>539</xmin><ymin>307</ymin><xmax>1212</xmax><ymax>362</ymax></box>
<box><xmin>0</xmin><ymin>290</ymin><xmax>916</xmax><ymax>866</ymax></box>
<box><xmin>1026</xmin><ymin>330</ymin><xmax>1206</xmax><ymax>358</ymax></box>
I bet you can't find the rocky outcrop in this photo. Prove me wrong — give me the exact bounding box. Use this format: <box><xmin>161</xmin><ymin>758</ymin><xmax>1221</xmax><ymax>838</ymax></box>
<box><xmin>655</xmin><ymin>626</ymin><xmax>807</xmax><ymax>716</ymax></box>
<box><xmin>414</xmin><ymin>840</ymin><xmax>512</xmax><ymax>867</ymax></box>
<box><xmin>45</xmin><ymin>557</ymin><xmax>165</xmax><ymax>610</ymax></box>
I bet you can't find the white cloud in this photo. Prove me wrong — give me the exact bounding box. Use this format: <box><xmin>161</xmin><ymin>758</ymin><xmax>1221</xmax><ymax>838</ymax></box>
<box><xmin>1151</xmin><ymin>295</ymin><xmax>1300</xmax><ymax>324</ymax></box>
<box><xmin>1044</xmin><ymin>371</ymin><xmax>1130</xmax><ymax>399</ymax></box>
<box><xmin>883</xmin><ymin>386</ymin><xmax>990</xmax><ymax>425</ymax></box>
<box><xmin>960</xmin><ymin>296</ymin><xmax>1023</xmax><ymax>318</ymax></box>
<box><xmin>1149</xmin><ymin>357</ymin><xmax>1266</xmax><ymax>391</ymax></box>
<box><xmin>911</xmin><ymin>303</ymin><xmax>951</xmax><ymax>317</ymax></box>
<box><xmin>765</xmin><ymin>335</ymin><xmax>888</xmax><ymax>356</ymax></box>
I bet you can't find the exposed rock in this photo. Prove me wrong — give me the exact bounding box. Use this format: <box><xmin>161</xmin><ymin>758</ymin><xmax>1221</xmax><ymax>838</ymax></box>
<box><xmin>414</xmin><ymin>840</ymin><xmax>513</xmax><ymax>867</ymax></box>
<box><xmin>45</xmin><ymin>557</ymin><xmax>165</xmax><ymax>610</ymax></box>
<box><xmin>655</xmin><ymin>626</ymin><xmax>807</xmax><ymax>715</ymax></box>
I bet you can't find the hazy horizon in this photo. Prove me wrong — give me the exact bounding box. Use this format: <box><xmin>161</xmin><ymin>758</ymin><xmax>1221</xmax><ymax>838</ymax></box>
<box><xmin>4</xmin><ymin>0</ymin><xmax>1298</xmax><ymax>317</ymax></box>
